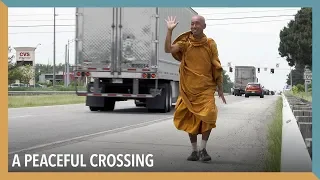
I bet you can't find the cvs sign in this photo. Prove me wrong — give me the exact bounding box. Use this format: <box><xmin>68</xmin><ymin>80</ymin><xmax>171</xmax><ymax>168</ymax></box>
<box><xmin>14</xmin><ymin>47</ymin><xmax>36</xmax><ymax>62</ymax></box>
<box><xmin>17</xmin><ymin>51</ymin><xmax>33</xmax><ymax>61</ymax></box>
<box><xmin>19</xmin><ymin>52</ymin><xmax>30</xmax><ymax>57</ymax></box>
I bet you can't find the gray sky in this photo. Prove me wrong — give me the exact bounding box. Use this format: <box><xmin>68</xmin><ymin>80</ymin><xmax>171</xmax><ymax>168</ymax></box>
<box><xmin>8</xmin><ymin>7</ymin><xmax>301</xmax><ymax>91</ymax></box>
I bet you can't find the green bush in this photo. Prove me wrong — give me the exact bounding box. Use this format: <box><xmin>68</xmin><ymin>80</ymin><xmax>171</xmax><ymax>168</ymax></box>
<box><xmin>291</xmin><ymin>83</ymin><xmax>312</xmax><ymax>94</ymax></box>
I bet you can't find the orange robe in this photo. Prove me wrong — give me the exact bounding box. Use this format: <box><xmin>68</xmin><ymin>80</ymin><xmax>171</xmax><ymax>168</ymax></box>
<box><xmin>171</xmin><ymin>31</ymin><xmax>223</xmax><ymax>135</ymax></box>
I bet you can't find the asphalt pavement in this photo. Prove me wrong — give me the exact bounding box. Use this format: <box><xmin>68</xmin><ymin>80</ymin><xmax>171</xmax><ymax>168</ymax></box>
<box><xmin>8</xmin><ymin>94</ymin><xmax>279</xmax><ymax>172</ymax></box>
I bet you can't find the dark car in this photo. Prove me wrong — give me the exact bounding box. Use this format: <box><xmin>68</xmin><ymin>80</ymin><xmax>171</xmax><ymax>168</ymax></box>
<box><xmin>244</xmin><ymin>82</ymin><xmax>264</xmax><ymax>98</ymax></box>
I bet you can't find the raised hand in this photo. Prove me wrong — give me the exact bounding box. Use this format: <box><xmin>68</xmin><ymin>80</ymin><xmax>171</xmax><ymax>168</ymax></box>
<box><xmin>165</xmin><ymin>16</ymin><xmax>179</xmax><ymax>31</ymax></box>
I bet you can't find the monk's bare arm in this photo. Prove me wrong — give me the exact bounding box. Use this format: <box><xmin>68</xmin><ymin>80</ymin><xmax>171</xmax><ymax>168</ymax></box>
<box><xmin>164</xmin><ymin>29</ymin><xmax>180</xmax><ymax>53</ymax></box>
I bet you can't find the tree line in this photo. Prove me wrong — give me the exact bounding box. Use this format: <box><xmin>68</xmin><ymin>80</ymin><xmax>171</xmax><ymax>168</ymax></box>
<box><xmin>8</xmin><ymin>46</ymin><xmax>69</xmax><ymax>85</ymax></box>
<box><xmin>278</xmin><ymin>7</ymin><xmax>312</xmax><ymax>87</ymax></box>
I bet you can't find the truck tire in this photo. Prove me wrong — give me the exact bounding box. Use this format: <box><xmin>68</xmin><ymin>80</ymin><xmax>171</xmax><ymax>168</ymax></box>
<box><xmin>166</xmin><ymin>83</ymin><xmax>173</xmax><ymax>112</ymax></box>
<box><xmin>161</xmin><ymin>83</ymin><xmax>171</xmax><ymax>113</ymax></box>
<box><xmin>146</xmin><ymin>82</ymin><xmax>171</xmax><ymax>113</ymax></box>
<box><xmin>136</xmin><ymin>103</ymin><xmax>146</xmax><ymax>107</ymax></box>
<box><xmin>101</xmin><ymin>98</ymin><xmax>115</xmax><ymax>111</ymax></box>
<box><xmin>89</xmin><ymin>106</ymin><xmax>100</xmax><ymax>111</ymax></box>
<box><xmin>245</xmin><ymin>94</ymin><xmax>249</xmax><ymax>98</ymax></box>
<box><xmin>135</xmin><ymin>100</ymin><xmax>146</xmax><ymax>107</ymax></box>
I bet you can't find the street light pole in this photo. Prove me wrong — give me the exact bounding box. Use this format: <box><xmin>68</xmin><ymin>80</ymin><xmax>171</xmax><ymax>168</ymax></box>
<box><xmin>290</xmin><ymin>66</ymin><xmax>293</xmax><ymax>88</ymax></box>
<box><xmin>64</xmin><ymin>44</ymin><xmax>68</xmax><ymax>87</ymax></box>
<box><xmin>67</xmin><ymin>39</ymin><xmax>70</xmax><ymax>86</ymax></box>
<box><xmin>53</xmin><ymin>7</ymin><xmax>56</xmax><ymax>87</ymax></box>
<box><xmin>34</xmin><ymin>43</ymin><xmax>41</xmax><ymax>88</ymax></box>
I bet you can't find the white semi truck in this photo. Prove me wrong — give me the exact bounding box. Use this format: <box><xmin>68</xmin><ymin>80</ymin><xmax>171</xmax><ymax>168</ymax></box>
<box><xmin>73</xmin><ymin>7</ymin><xmax>198</xmax><ymax>113</ymax></box>
<box><xmin>233</xmin><ymin>66</ymin><xmax>257</xmax><ymax>96</ymax></box>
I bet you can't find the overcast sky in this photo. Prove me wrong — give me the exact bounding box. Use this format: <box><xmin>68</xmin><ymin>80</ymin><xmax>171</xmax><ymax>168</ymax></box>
<box><xmin>8</xmin><ymin>7</ymin><xmax>301</xmax><ymax>91</ymax></box>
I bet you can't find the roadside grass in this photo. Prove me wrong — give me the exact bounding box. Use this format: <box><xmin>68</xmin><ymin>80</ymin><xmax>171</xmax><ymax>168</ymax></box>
<box><xmin>288</xmin><ymin>91</ymin><xmax>312</xmax><ymax>102</ymax></box>
<box><xmin>264</xmin><ymin>96</ymin><xmax>283</xmax><ymax>172</ymax></box>
<box><xmin>9</xmin><ymin>94</ymin><xmax>86</xmax><ymax>108</ymax></box>
<box><xmin>8</xmin><ymin>86</ymin><xmax>87</xmax><ymax>91</ymax></box>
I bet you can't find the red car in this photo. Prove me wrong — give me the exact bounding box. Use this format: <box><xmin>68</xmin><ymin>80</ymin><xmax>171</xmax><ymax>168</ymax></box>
<box><xmin>244</xmin><ymin>82</ymin><xmax>264</xmax><ymax>98</ymax></box>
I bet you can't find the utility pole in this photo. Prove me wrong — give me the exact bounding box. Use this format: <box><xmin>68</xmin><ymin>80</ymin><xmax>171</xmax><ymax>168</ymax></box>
<box><xmin>66</xmin><ymin>39</ymin><xmax>70</xmax><ymax>86</ymax></box>
<box><xmin>64</xmin><ymin>44</ymin><xmax>68</xmax><ymax>87</ymax></box>
<box><xmin>53</xmin><ymin>7</ymin><xmax>56</xmax><ymax>86</ymax></box>
<box><xmin>290</xmin><ymin>67</ymin><xmax>293</xmax><ymax>88</ymax></box>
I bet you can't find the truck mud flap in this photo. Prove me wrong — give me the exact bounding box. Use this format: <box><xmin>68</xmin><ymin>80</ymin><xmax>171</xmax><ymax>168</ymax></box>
<box><xmin>86</xmin><ymin>96</ymin><xmax>105</xmax><ymax>107</ymax></box>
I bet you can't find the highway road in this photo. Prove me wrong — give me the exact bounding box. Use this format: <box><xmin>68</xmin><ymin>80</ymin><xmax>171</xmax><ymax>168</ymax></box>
<box><xmin>8</xmin><ymin>94</ymin><xmax>280</xmax><ymax>172</ymax></box>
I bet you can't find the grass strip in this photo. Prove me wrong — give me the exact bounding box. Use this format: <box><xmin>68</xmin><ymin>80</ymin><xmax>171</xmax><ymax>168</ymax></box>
<box><xmin>264</xmin><ymin>96</ymin><xmax>283</xmax><ymax>172</ymax></box>
<box><xmin>9</xmin><ymin>94</ymin><xmax>85</xmax><ymax>108</ymax></box>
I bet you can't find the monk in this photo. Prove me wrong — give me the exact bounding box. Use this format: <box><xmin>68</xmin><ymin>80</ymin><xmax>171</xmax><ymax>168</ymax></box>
<box><xmin>164</xmin><ymin>15</ymin><xmax>227</xmax><ymax>162</ymax></box>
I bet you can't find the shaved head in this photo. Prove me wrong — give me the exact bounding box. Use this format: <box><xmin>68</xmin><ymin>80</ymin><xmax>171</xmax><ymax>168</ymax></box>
<box><xmin>192</xmin><ymin>15</ymin><xmax>206</xmax><ymax>26</ymax></box>
<box><xmin>190</xmin><ymin>15</ymin><xmax>206</xmax><ymax>37</ymax></box>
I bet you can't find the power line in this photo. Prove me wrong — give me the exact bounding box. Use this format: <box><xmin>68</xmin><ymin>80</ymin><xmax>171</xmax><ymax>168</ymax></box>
<box><xmin>8</xmin><ymin>18</ymin><xmax>292</xmax><ymax>34</ymax></box>
<box><xmin>7</xmin><ymin>15</ymin><xmax>294</xmax><ymax>28</ymax></box>
<box><xmin>206</xmin><ymin>14</ymin><xmax>295</xmax><ymax>21</ymax></box>
<box><xmin>200</xmin><ymin>8</ymin><xmax>300</xmax><ymax>15</ymax></box>
<box><xmin>8</xmin><ymin>8</ymin><xmax>298</xmax><ymax>17</ymax></box>
<box><xmin>207</xmin><ymin>18</ymin><xmax>293</xmax><ymax>26</ymax></box>
<box><xmin>9</xmin><ymin>31</ymin><xmax>75</xmax><ymax>34</ymax></box>
<box><xmin>9</xmin><ymin>25</ymin><xmax>75</xmax><ymax>28</ymax></box>
<box><xmin>9</xmin><ymin>19</ymin><xmax>75</xmax><ymax>22</ymax></box>
<box><xmin>7</xmin><ymin>14</ymin><xmax>295</xmax><ymax>28</ymax></box>
<box><xmin>8</xmin><ymin>13</ymin><xmax>74</xmax><ymax>16</ymax></box>
<box><xmin>7</xmin><ymin>14</ymin><xmax>297</xmax><ymax>35</ymax></box>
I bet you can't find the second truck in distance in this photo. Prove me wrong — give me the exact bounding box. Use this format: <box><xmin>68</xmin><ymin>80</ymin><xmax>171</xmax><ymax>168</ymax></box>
<box><xmin>233</xmin><ymin>66</ymin><xmax>257</xmax><ymax>96</ymax></box>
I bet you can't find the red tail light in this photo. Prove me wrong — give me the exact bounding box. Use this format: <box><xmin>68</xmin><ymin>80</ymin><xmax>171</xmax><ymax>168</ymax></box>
<box><xmin>142</xmin><ymin>73</ymin><xmax>147</xmax><ymax>78</ymax></box>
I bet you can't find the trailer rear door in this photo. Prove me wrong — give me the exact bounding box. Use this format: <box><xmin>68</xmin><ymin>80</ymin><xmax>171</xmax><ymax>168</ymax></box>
<box><xmin>115</xmin><ymin>8</ymin><xmax>158</xmax><ymax>73</ymax></box>
<box><xmin>75</xmin><ymin>8</ymin><xmax>115</xmax><ymax>70</ymax></box>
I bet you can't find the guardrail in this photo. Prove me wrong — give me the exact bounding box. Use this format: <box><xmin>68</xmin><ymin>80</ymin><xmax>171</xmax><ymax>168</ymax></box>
<box><xmin>280</xmin><ymin>93</ymin><xmax>312</xmax><ymax>172</ymax></box>
<box><xmin>8</xmin><ymin>91</ymin><xmax>230</xmax><ymax>96</ymax></box>
<box><xmin>8</xmin><ymin>91</ymin><xmax>76</xmax><ymax>96</ymax></box>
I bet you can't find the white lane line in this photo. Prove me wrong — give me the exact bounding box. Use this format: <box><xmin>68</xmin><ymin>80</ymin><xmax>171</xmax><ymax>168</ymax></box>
<box><xmin>8</xmin><ymin>104</ymin><xmax>85</xmax><ymax>110</ymax></box>
<box><xmin>8</xmin><ymin>115</ymin><xmax>174</xmax><ymax>155</ymax></box>
<box><xmin>9</xmin><ymin>115</ymin><xmax>34</xmax><ymax>119</ymax></box>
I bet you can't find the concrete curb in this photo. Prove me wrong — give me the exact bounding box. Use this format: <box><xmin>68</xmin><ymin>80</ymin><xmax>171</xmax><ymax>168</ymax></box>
<box><xmin>280</xmin><ymin>94</ymin><xmax>312</xmax><ymax>172</ymax></box>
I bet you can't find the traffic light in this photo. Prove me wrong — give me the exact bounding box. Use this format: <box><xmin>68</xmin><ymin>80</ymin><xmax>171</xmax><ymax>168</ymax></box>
<box><xmin>229</xmin><ymin>67</ymin><xmax>233</xmax><ymax>72</ymax></box>
<box><xmin>270</xmin><ymin>68</ymin><xmax>274</xmax><ymax>74</ymax></box>
<box><xmin>257</xmin><ymin>68</ymin><xmax>260</xmax><ymax>73</ymax></box>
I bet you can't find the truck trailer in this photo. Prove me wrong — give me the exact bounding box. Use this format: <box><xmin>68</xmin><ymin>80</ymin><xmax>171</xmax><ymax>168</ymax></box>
<box><xmin>233</xmin><ymin>66</ymin><xmax>257</xmax><ymax>96</ymax></box>
<box><xmin>73</xmin><ymin>7</ymin><xmax>198</xmax><ymax>113</ymax></box>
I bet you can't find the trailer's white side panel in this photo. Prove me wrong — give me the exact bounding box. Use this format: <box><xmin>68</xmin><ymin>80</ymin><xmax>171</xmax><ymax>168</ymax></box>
<box><xmin>75</xmin><ymin>8</ymin><xmax>114</xmax><ymax>67</ymax></box>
